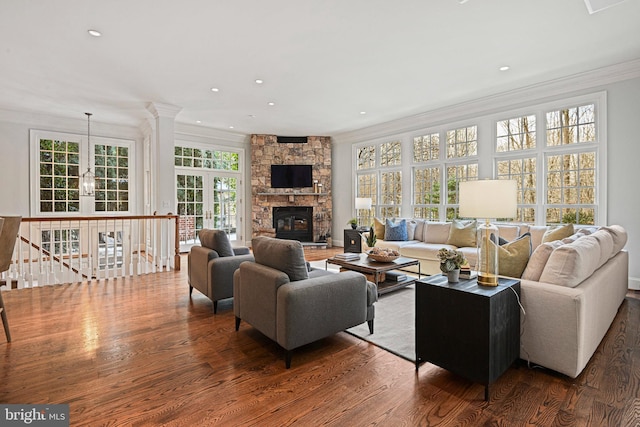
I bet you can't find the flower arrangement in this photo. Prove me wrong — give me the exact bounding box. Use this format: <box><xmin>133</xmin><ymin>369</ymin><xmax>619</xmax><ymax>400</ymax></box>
<box><xmin>437</xmin><ymin>248</ymin><xmax>466</xmax><ymax>273</ymax></box>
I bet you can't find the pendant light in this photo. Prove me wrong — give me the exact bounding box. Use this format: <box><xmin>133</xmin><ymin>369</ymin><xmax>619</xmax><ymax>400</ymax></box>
<box><xmin>81</xmin><ymin>112</ymin><xmax>96</xmax><ymax>197</ymax></box>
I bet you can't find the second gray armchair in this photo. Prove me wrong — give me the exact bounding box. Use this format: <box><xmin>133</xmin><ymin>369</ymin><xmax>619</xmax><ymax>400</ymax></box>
<box><xmin>234</xmin><ymin>236</ymin><xmax>377</xmax><ymax>368</ymax></box>
<box><xmin>188</xmin><ymin>229</ymin><xmax>254</xmax><ymax>313</ymax></box>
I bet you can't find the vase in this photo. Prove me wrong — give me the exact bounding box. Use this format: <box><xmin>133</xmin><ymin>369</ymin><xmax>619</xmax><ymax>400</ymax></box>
<box><xmin>447</xmin><ymin>269</ymin><xmax>460</xmax><ymax>283</ymax></box>
<box><xmin>351</xmin><ymin>224</ymin><xmax>357</xmax><ymax>229</ymax></box>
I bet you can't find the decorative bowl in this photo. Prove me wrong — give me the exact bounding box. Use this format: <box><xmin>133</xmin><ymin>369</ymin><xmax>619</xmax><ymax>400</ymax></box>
<box><xmin>367</xmin><ymin>252</ymin><xmax>400</xmax><ymax>262</ymax></box>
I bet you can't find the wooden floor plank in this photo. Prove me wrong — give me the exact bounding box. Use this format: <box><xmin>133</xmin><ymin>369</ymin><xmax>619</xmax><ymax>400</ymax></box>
<box><xmin>0</xmin><ymin>250</ymin><xmax>638</xmax><ymax>426</ymax></box>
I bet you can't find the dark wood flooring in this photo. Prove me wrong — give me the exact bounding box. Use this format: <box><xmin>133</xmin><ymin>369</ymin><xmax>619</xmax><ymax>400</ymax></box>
<box><xmin>1</xmin><ymin>249</ymin><xmax>639</xmax><ymax>426</ymax></box>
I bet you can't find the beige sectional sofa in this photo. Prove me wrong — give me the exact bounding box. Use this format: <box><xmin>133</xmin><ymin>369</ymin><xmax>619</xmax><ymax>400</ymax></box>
<box><xmin>368</xmin><ymin>219</ymin><xmax>629</xmax><ymax>378</ymax></box>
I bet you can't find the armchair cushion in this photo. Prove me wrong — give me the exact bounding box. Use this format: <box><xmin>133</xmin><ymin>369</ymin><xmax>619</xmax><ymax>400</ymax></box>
<box><xmin>199</xmin><ymin>229</ymin><xmax>234</xmax><ymax>257</ymax></box>
<box><xmin>252</xmin><ymin>236</ymin><xmax>308</xmax><ymax>281</ymax></box>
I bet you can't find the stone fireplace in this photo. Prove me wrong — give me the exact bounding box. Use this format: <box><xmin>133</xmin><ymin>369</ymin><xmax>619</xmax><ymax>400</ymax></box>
<box><xmin>250</xmin><ymin>135</ymin><xmax>332</xmax><ymax>244</ymax></box>
<box><xmin>273</xmin><ymin>206</ymin><xmax>313</xmax><ymax>242</ymax></box>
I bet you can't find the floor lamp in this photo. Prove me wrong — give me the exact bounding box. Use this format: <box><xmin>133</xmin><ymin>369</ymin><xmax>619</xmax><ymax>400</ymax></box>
<box><xmin>355</xmin><ymin>197</ymin><xmax>372</xmax><ymax>228</ymax></box>
<box><xmin>459</xmin><ymin>180</ymin><xmax>517</xmax><ymax>287</ymax></box>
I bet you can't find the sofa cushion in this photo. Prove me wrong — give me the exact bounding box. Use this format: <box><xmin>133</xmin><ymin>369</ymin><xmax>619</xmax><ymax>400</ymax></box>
<box><xmin>446</xmin><ymin>219</ymin><xmax>477</xmax><ymax>248</ymax></box>
<box><xmin>521</xmin><ymin>240</ymin><xmax>564</xmax><ymax>281</ymax></box>
<box><xmin>497</xmin><ymin>224</ymin><xmax>520</xmax><ymax>242</ymax></box>
<box><xmin>587</xmin><ymin>230</ymin><xmax>614</xmax><ymax>266</ymax></box>
<box><xmin>251</xmin><ymin>236</ymin><xmax>309</xmax><ymax>282</ymax></box>
<box><xmin>374</xmin><ymin>217</ymin><xmax>386</xmax><ymax>240</ymax></box>
<box><xmin>423</xmin><ymin>222</ymin><xmax>451</xmax><ymax>244</ymax></box>
<box><xmin>493</xmin><ymin>233</ymin><xmax>531</xmax><ymax>278</ymax></box>
<box><xmin>538</xmin><ymin>235</ymin><xmax>601</xmax><ymax>288</ymax></box>
<box><xmin>400</xmin><ymin>242</ymin><xmax>457</xmax><ymax>261</ymax></box>
<box><xmin>542</xmin><ymin>224</ymin><xmax>574</xmax><ymax>243</ymax></box>
<box><xmin>528</xmin><ymin>225</ymin><xmax>549</xmax><ymax>250</ymax></box>
<box><xmin>602</xmin><ymin>225</ymin><xmax>628</xmax><ymax>254</ymax></box>
<box><xmin>199</xmin><ymin>229</ymin><xmax>234</xmax><ymax>257</ymax></box>
<box><xmin>385</xmin><ymin>219</ymin><xmax>408</xmax><ymax>241</ymax></box>
<box><xmin>406</xmin><ymin>220</ymin><xmax>418</xmax><ymax>241</ymax></box>
<box><xmin>413</xmin><ymin>219</ymin><xmax>426</xmax><ymax>242</ymax></box>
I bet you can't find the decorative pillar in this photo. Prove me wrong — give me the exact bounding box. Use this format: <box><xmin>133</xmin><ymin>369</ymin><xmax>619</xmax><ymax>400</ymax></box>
<box><xmin>146</xmin><ymin>102</ymin><xmax>182</xmax><ymax>214</ymax></box>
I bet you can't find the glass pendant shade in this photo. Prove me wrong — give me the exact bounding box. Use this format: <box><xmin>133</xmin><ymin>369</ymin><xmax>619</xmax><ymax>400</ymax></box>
<box><xmin>81</xmin><ymin>168</ymin><xmax>96</xmax><ymax>197</ymax></box>
<box><xmin>459</xmin><ymin>180</ymin><xmax>517</xmax><ymax>287</ymax></box>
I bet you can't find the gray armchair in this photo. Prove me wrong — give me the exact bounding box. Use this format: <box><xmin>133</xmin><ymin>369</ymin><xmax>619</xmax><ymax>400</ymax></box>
<box><xmin>188</xmin><ymin>229</ymin><xmax>254</xmax><ymax>313</ymax></box>
<box><xmin>234</xmin><ymin>236</ymin><xmax>377</xmax><ymax>368</ymax></box>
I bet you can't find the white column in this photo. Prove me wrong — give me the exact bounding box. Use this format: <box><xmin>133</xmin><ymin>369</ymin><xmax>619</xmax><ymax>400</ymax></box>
<box><xmin>146</xmin><ymin>102</ymin><xmax>182</xmax><ymax>214</ymax></box>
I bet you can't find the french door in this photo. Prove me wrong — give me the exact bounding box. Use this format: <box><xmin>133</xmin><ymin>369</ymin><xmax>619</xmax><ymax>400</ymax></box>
<box><xmin>176</xmin><ymin>170</ymin><xmax>242</xmax><ymax>252</ymax></box>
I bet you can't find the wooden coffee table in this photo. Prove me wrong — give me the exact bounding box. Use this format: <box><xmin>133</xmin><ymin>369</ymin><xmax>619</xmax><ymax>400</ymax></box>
<box><xmin>326</xmin><ymin>253</ymin><xmax>420</xmax><ymax>295</ymax></box>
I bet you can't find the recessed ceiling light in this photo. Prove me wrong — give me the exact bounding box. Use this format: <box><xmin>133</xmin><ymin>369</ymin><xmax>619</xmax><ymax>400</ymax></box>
<box><xmin>196</xmin><ymin>120</ymin><xmax>201</xmax><ymax>124</ymax></box>
<box><xmin>248</xmin><ymin>114</ymin><xmax>256</xmax><ymax>118</ymax></box>
<box><xmin>255</xmin><ymin>79</ymin><xmax>264</xmax><ymax>84</ymax></box>
<box><xmin>499</xmin><ymin>66</ymin><xmax>510</xmax><ymax>71</ymax></box>
<box><xmin>88</xmin><ymin>29</ymin><xmax>102</xmax><ymax>37</ymax></box>
<box><xmin>210</xmin><ymin>87</ymin><xmax>219</xmax><ymax>92</ymax></box>
<box><xmin>360</xmin><ymin>111</ymin><xmax>367</xmax><ymax>115</ymax></box>
<box><xmin>268</xmin><ymin>102</ymin><xmax>275</xmax><ymax>106</ymax></box>
<box><xmin>229</xmin><ymin>126</ymin><xmax>234</xmax><ymax>129</ymax></box>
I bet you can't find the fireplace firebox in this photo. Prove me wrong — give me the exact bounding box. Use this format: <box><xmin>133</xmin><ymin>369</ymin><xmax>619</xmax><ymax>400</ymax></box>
<box><xmin>273</xmin><ymin>206</ymin><xmax>313</xmax><ymax>242</ymax></box>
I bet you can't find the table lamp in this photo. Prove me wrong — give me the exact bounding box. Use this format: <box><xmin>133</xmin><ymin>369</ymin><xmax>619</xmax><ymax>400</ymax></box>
<box><xmin>355</xmin><ymin>197</ymin><xmax>372</xmax><ymax>227</ymax></box>
<box><xmin>459</xmin><ymin>180</ymin><xmax>517</xmax><ymax>286</ymax></box>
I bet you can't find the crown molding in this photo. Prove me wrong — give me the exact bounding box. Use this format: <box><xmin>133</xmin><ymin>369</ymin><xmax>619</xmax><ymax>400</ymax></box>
<box><xmin>333</xmin><ymin>59</ymin><xmax>640</xmax><ymax>145</ymax></box>
<box><xmin>174</xmin><ymin>122</ymin><xmax>248</xmax><ymax>144</ymax></box>
<box><xmin>145</xmin><ymin>102</ymin><xmax>182</xmax><ymax>119</ymax></box>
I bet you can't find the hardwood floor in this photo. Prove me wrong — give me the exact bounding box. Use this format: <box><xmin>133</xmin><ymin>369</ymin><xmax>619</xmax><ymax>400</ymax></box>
<box><xmin>1</xmin><ymin>249</ymin><xmax>639</xmax><ymax>426</ymax></box>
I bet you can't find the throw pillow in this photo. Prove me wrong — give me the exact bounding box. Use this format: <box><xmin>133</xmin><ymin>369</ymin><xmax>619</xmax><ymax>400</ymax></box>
<box><xmin>251</xmin><ymin>236</ymin><xmax>309</xmax><ymax>281</ymax></box>
<box><xmin>446</xmin><ymin>219</ymin><xmax>477</xmax><ymax>247</ymax></box>
<box><xmin>521</xmin><ymin>239</ymin><xmax>564</xmax><ymax>281</ymax></box>
<box><xmin>406</xmin><ymin>220</ymin><xmax>418</xmax><ymax>241</ymax></box>
<box><xmin>485</xmin><ymin>234</ymin><xmax>531</xmax><ymax>278</ymax></box>
<box><xmin>384</xmin><ymin>219</ymin><xmax>408</xmax><ymax>241</ymax></box>
<box><xmin>539</xmin><ymin>236</ymin><xmax>601</xmax><ymax>287</ymax></box>
<box><xmin>542</xmin><ymin>223</ymin><xmax>574</xmax><ymax>243</ymax></box>
<box><xmin>373</xmin><ymin>217</ymin><xmax>386</xmax><ymax>240</ymax></box>
<box><xmin>199</xmin><ymin>229</ymin><xmax>234</xmax><ymax>257</ymax></box>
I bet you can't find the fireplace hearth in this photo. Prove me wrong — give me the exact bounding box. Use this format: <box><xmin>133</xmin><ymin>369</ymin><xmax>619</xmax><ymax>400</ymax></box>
<box><xmin>273</xmin><ymin>206</ymin><xmax>313</xmax><ymax>242</ymax></box>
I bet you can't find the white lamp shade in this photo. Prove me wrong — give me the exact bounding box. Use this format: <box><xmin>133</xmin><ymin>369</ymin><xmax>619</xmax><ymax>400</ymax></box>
<box><xmin>459</xmin><ymin>180</ymin><xmax>517</xmax><ymax>219</ymax></box>
<box><xmin>355</xmin><ymin>197</ymin><xmax>372</xmax><ymax>210</ymax></box>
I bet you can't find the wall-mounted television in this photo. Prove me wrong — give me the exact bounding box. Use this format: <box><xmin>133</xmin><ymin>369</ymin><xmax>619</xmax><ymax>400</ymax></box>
<box><xmin>271</xmin><ymin>164</ymin><xmax>313</xmax><ymax>188</ymax></box>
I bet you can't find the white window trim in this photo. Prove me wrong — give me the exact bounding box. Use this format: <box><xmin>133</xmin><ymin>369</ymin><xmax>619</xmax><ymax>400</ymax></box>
<box><xmin>30</xmin><ymin>129</ymin><xmax>136</xmax><ymax>217</ymax></box>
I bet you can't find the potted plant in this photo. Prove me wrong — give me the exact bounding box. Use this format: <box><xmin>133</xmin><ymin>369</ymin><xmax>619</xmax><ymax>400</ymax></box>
<box><xmin>347</xmin><ymin>218</ymin><xmax>358</xmax><ymax>229</ymax></box>
<box><xmin>365</xmin><ymin>226</ymin><xmax>377</xmax><ymax>248</ymax></box>
<box><xmin>437</xmin><ymin>248</ymin><xmax>466</xmax><ymax>283</ymax></box>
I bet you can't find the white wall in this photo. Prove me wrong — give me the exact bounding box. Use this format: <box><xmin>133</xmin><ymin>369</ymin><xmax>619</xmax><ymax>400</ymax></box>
<box><xmin>0</xmin><ymin>110</ymin><xmax>144</xmax><ymax>216</ymax></box>
<box><xmin>332</xmin><ymin>75</ymin><xmax>640</xmax><ymax>289</ymax></box>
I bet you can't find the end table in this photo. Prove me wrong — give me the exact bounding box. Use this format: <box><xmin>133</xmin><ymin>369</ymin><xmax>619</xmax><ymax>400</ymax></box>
<box><xmin>415</xmin><ymin>275</ymin><xmax>521</xmax><ymax>401</ymax></box>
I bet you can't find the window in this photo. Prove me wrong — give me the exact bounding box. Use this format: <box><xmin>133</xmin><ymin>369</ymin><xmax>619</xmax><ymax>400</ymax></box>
<box><xmin>495</xmin><ymin>114</ymin><xmax>538</xmax><ymax>222</ymax></box>
<box><xmin>446</xmin><ymin>126</ymin><xmax>477</xmax><ymax>158</ymax></box>
<box><xmin>546</xmin><ymin>151</ymin><xmax>596</xmax><ymax>224</ymax></box>
<box><xmin>95</xmin><ymin>143</ymin><xmax>129</xmax><ymax>212</ymax></box>
<box><xmin>174</xmin><ymin>146</ymin><xmax>239</xmax><ymax>171</ymax></box>
<box><xmin>41</xmin><ymin>228</ymin><xmax>80</xmax><ymax>256</ymax></box>
<box><xmin>413</xmin><ymin>133</ymin><xmax>440</xmax><ymax>162</ymax></box>
<box><xmin>496</xmin><ymin>115</ymin><xmax>536</xmax><ymax>152</ymax></box>
<box><xmin>352</xmin><ymin>94</ymin><xmax>604</xmax><ymax>226</ymax></box>
<box><xmin>497</xmin><ymin>158</ymin><xmax>537</xmax><ymax>223</ymax></box>
<box><xmin>31</xmin><ymin>130</ymin><xmax>134</xmax><ymax>216</ymax></box>
<box><xmin>546</xmin><ymin>104</ymin><xmax>595</xmax><ymax>146</ymax></box>
<box><xmin>355</xmin><ymin>141</ymin><xmax>402</xmax><ymax>220</ymax></box>
<box><xmin>413</xmin><ymin>167</ymin><xmax>440</xmax><ymax>220</ymax></box>
<box><xmin>445</xmin><ymin>163</ymin><xmax>478</xmax><ymax>220</ymax></box>
<box><xmin>38</xmin><ymin>139</ymin><xmax>80</xmax><ymax>213</ymax></box>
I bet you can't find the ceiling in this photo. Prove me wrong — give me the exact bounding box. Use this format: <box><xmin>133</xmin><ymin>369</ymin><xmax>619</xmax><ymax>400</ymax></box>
<box><xmin>1</xmin><ymin>0</ymin><xmax>639</xmax><ymax>136</ymax></box>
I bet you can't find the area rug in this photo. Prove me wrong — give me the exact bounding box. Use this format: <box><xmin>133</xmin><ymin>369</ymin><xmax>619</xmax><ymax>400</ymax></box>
<box><xmin>309</xmin><ymin>259</ymin><xmax>416</xmax><ymax>362</ymax></box>
<box><xmin>346</xmin><ymin>284</ymin><xmax>416</xmax><ymax>362</ymax></box>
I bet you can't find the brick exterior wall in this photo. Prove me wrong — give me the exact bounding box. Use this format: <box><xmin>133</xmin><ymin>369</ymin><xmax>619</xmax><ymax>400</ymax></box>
<box><xmin>250</xmin><ymin>135</ymin><xmax>332</xmax><ymax>243</ymax></box>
